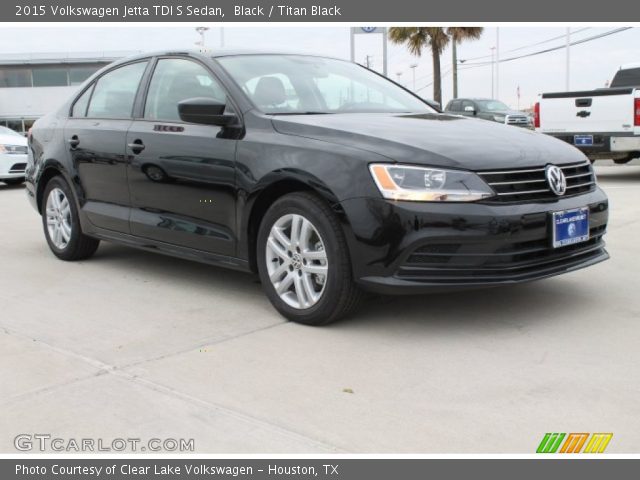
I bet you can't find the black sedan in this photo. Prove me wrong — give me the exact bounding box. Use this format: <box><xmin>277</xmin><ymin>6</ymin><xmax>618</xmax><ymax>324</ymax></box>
<box><xmin>26</xmin><ymin>51</ymin><xmax>608</xmax><ymax>325</ymax></box>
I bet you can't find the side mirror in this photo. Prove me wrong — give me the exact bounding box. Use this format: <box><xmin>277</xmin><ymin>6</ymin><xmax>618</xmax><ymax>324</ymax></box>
<box><xmin>178</xmin><ymin>98</ymin><xmax>236</xmax><ymax>126</ymax></box>
<box><xmin>464</xmin><ymin>105</ymin><xmax>476</xmax><ymax>113</ymax></box>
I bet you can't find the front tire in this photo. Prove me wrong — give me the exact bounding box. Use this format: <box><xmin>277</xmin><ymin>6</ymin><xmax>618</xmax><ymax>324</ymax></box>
<box><xmin>42</xmin><ymin>176</ymin><xmax>100</xmax><ymax>261</ymax></box>
<box><xmin>257</xmin><ymin>192</ymin><xmax>363</xmax><ymax>325</ymax></box>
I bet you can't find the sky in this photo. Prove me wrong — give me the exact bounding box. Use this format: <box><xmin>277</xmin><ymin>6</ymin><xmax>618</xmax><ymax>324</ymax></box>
<box><xmin>0</xmin><ymin>25</ymin><xmax>637</xmax><ymax>110</ymax></box>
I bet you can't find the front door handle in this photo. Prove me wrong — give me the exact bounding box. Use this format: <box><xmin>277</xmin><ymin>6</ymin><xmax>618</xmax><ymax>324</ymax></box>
<box><xmin>68</xmin><ymin>135</ymin><xmax>80</xmax><ymax>149</ymax></box>
<box><xmin>127</xmin><ymin>139</ymin><xmax>145</xmax><ymax>154</ymax></box>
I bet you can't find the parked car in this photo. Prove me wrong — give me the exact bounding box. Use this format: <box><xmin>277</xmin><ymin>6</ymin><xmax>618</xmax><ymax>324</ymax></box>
<box><xmin>0</xmin><ymin>126</ymin><xmax>28</xmax><ymax>185</ymax></box>
<box><xmin>536</xmin><ymin>63</ymin><xmax>640</xmax><ymax>163</ymax></box>
<box><xmin>445</xmin><ymin>98</ymin><xmax>532</xmax><ymax>128</ymax></box>
<box><xmin>26</xmin><ymin>51</ymin><xmax>609</xmax><ymax>325</ymax></box>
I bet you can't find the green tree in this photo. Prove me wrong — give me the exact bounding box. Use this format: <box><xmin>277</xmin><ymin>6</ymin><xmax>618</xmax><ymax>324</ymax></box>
<box><xmin>388</xmin><ymin>27</ymin><xmax>483</xmax><ymax>106</ymax></box>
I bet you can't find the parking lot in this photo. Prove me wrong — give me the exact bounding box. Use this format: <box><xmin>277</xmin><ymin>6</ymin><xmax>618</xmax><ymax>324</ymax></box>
<box><xmin>1</xmin><ymin>161</ymin><xmax>639</xmax><ymax>453</ymax></box>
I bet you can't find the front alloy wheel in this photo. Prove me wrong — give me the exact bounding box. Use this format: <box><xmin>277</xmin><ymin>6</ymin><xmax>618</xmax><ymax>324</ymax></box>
<box><xmin>257</xmin><ymin>192</ymin><xmax>364</xmax><ymax>325</ymax></box>
<box><xmin>266</xmin><ymin>213</ymin><xmax>328</xmax><ymax>309</ymax></box>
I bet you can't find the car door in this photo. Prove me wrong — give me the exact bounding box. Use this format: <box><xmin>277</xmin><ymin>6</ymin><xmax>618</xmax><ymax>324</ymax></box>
<box><xmin>126</xmin><ymin>57</ymin><xmax>239</xmax><ymax>256</ymax></box>
<box><xmin>64</xmin><ymin>60</ymin><xmax>149</xmax><ymax>233</ymax></box>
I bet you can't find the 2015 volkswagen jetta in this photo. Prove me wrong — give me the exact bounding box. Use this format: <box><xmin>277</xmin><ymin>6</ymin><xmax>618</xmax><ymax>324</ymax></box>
<box><xmin>25</xmin><ymin>51</ymin><xmax>609</xmax><ymax>325</ymax></box>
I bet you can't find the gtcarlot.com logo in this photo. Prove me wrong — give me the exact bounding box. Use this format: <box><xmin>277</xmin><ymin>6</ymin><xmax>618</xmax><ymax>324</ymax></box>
<box><xmin>14</xmin><ymin>434</ymin><xmax>195</xmax><ymax>452</ymax></box>
<box><xmin>536</xmin><ymin>433</ymin><xmax>613</xmax><ymax>453</ymax></box>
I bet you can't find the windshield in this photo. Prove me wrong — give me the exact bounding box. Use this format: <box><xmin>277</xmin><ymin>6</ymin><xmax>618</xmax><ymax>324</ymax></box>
<box><xmin>216</xmin><ymin>54</ymin><xmax>434</xmax><ymax>114</ymax></box>
<box><xmin>610</xmin><ymin>67</ymin><xmax>640</xmax><ymax>88</ymax></box>
<box><xmin>0</xmin><ymin>126</ymin><xmax>23</xmax><ymax>137</ymax></box>
<box><xmin>476</xmin><ymin>100</ymin><xmax>510</xmax><ymax>111</ymax></box>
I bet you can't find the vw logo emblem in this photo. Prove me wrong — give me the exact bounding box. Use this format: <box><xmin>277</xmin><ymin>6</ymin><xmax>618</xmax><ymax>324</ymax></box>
<box><xmin>546</xmin><ymin>165</ymin><xmax>567</xmax><ymax>196</ymax></box>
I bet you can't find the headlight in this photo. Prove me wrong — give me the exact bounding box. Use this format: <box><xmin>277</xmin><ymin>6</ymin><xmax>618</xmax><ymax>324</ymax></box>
<box><xmin>493</xmin><ymin>114</ymin><xmax>506</xmax><ymax>123</ymax></box>
<box><xmin>0</xmin><ymin>144</ymin><xmax>25</xmax><ymax>154</ymax></box>
<box><xmin>369</xmin><ymin>164</ymin><xmax>495</xmax><ymax>202</ymax></box>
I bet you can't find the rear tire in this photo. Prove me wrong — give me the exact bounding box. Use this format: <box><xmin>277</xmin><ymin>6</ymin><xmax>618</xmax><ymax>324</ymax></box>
<box><xmin>257</xmin><ymin>192</ymin><xmax>364</xmax><ymax>325</ymax></box>
<box><xmin>42</xmin><ymin>176</ymin><xmax>100</xmax><ymax>261</ymax></box>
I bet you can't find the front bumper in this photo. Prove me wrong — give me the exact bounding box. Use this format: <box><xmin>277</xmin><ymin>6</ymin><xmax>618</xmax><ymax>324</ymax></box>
<box><xmin>0</xmin><ymin>153</ymin><xmax>27</xmax><ymax>180</ymax></box>
<box><xmin>340</xmin><ymin>187</ymin><xmax>609</xmax><ymax>294</ymax></box>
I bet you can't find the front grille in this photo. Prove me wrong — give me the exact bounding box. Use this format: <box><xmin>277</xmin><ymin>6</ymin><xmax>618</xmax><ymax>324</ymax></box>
<box><xmin>9</xmin><ymin>163</ymin><xmax>26</xmax><ymax>173</ymax></box>
<box><xmin>505</xmin><ymin>115</ymin><xmax>530</xmax><ymax>127</ymax></box>
<box><xmin>398</xmin><ymin>222</ymin><xmax>607</xmax><ymax>283</ymax></box>
<box><xmin>478</xmin><ymin>161</ymin><xmax>595</xmax><ymax>203</ymax></box>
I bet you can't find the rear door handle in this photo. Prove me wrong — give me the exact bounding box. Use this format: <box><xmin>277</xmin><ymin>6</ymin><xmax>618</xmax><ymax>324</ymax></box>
<box><xmin>127</xmin><ymin>139</ymin><xmax>145</xmax><ymax>154</ymax></box>
<box><xmin>68</xmin><ymin>135</ymin><xmax>80</xmax><ymax>149</ymax></box>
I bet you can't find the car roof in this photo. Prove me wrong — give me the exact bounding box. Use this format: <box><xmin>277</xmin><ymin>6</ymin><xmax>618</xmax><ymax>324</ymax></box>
<box><xmin>110</xmin><ymin>49</ymin><xmax>345</xmax><ymax>64</ymax></box>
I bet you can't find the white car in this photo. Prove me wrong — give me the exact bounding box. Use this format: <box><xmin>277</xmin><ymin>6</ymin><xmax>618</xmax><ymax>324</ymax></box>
<box><xmin>0</xmin><ymin>126</ymin><xmax>28</xmax><ymax>185</ymax></box>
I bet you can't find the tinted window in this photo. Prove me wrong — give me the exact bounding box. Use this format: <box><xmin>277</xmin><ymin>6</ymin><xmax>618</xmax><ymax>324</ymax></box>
<box><xmin>448</xmin><ymin>100</ymin><xmax>461</xmax><ymax>111</ymax></box>
<box><xmin>86</xmin><ymin>62</ymin><xmax>147</xmax><ymax>119</ymax></box>
<box><xmin>461</xmin><ymin>100</ymin><xmax>475</xmax><ymax>111</ymax></box>
<box><xmin>145</xmin><ymin>58</ymin><xmax>226</xmax><ymax>122</ymax></box>
<box><xmin>610</xmin><ymin>67</ymin><xmax>640</xmax><ymax>88</ymax></box>
<box><xmin>32</xmin><ymin>68</ymin><xmax>68</xmax><ymax>87</ymax></box>
<box><xmin>72</xmin><ymin>85</ymin><xmax>94</xmax><ymax>118</ymax></box>
<box><xmin>475</xmin><ymin>100</ymin><xmax>509</xmax><ymax>111</ymax></box>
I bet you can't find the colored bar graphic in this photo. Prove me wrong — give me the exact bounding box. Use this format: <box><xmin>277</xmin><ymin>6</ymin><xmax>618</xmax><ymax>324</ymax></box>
<box><xmin>537</xmin><ymin>433</ymin><xmax>566</xmax><ymax>453</ymax></box>
<box><xmin>583</xmin><ymin>433</ymin><xmax>613</xmax><ymax>453</ymax></box>
<box><xmin>560</xmin><ymin>433</ymin><xmax>589</xmax><ymax>453</ymax></box>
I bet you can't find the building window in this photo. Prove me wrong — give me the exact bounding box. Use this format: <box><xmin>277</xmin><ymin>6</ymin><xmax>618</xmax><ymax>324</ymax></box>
<box><xmin>0</xmin><ymin>69</ymin><xmax>32</xmax><ymax>88</ymax></box>
<box><xmin>32</xmin><ymin>68</ymin><xmax>69</xmax><ymax>87</ymax></box>
<box><xmin>69</xmin><ymin>66</ymin><xmax>99</xmax><ymax>86</ymax></box>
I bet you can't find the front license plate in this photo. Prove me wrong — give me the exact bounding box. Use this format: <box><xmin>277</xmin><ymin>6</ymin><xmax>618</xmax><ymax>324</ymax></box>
<box><xmin>574</xmin><ymin>134</ymin><xmax>593</xmax><ymax>146</ymax></box>
<box><xmin>552</xmin><ymin>207</ymin><xmax>590</xmax><ymax>248</ymax></box>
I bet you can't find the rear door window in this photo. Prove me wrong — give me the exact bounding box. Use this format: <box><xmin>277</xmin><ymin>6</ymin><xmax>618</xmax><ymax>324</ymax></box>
<box><xmin>86</xmin><ymin>62</ymin><xmax>148</xmax><ymax>119</ymax></box>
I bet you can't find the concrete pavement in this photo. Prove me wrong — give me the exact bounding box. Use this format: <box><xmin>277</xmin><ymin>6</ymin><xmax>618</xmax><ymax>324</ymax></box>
<box><xmin>1</xmin><ymin>162</ymin><xmax>639</xmax><ymax>453</ymax></box>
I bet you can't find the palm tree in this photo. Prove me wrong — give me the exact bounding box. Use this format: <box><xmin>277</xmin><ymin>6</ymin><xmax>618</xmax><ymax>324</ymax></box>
<box><xmin>388</xmin><ymin>27</ymin><xmax>483</xmax><ymax>106</ymax></box>
<box><xmin>447</xmin><ymin>27</ymin><xmax>484</xmax><ymax>99</ymax></box>
<box><xmin>388</xmin><ymin>28</ymin><xmax>448</xmax><ymax>106</ymax></box>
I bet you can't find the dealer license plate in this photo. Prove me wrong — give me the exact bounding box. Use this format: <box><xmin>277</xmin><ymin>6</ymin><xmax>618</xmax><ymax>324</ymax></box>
<box><xmin>552</xmin><ymin>207</ymin><xmax>590</xmax><ymax>248</ymax></box>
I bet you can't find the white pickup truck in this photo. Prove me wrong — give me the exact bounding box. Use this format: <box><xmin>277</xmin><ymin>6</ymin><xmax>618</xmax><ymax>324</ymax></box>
<box><xmin>535</xmin><ymin>63</ymin><xmax>640</xmax><ymax>163</ymax></box>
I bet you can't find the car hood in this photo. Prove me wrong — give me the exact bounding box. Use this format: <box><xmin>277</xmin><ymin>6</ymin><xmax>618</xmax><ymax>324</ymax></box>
<box><xmin>271</xmin><ymin>113</ymin><xmax>582</xmax><ymax>170</ymax></box>
<box><xmin>0</xmin><ymin>132</ymin><xmax>27</xmax><ymax>146</ymax></box>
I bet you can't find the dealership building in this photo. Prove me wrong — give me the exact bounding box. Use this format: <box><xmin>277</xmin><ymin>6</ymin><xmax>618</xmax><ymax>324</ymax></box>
<box><xmin>0</xmin><ymin>51</ymin><xmax>133</xmax><ymax>134</ymax></box>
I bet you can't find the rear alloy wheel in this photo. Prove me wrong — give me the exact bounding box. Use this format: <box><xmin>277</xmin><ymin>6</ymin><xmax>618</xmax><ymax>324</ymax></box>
<box><xmin>257</xmin><ymin>192</ymin><xmax>364</xmax><ymax>325</ymax></box>
<box><xmin>42</xmin><ymin>176</ymin><xmax>100</xmax><ymax>261</ymax></box>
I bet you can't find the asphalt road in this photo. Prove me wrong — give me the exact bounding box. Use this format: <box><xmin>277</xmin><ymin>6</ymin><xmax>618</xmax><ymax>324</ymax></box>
<box><xmin>1</xmin><ymin>162</ymin><xmax>639</xmax><ymax>453</ymax></box>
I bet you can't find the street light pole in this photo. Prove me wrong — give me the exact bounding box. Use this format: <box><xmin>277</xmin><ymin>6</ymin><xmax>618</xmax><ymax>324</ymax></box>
<box><xmin>496</xmin><ymin>27</ymin><xmax>500</xmax><ymax>100</ymax></box>
<box><xmin>490</xmin><ymin>46</ymin><xmax>496</xmax><ymax>98</ymax></box>
<box><xmin>409</xmin><ymin>63</ymin><xmax>418</xmax><ymax>91</ymax></box>
<box><xmin>396</xmin><ymin>71</ymin><xmax>403</xmax><ymax>86</ymax></box>
<box><xmin>565</xmin><ymin>27</ymin><xmax>571</xmax><ymax>90</ymax></box>
<box><xmin>195</xmin><ymin>26</ymin><xmax>209</xmax><ymax>49</ymax></box>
